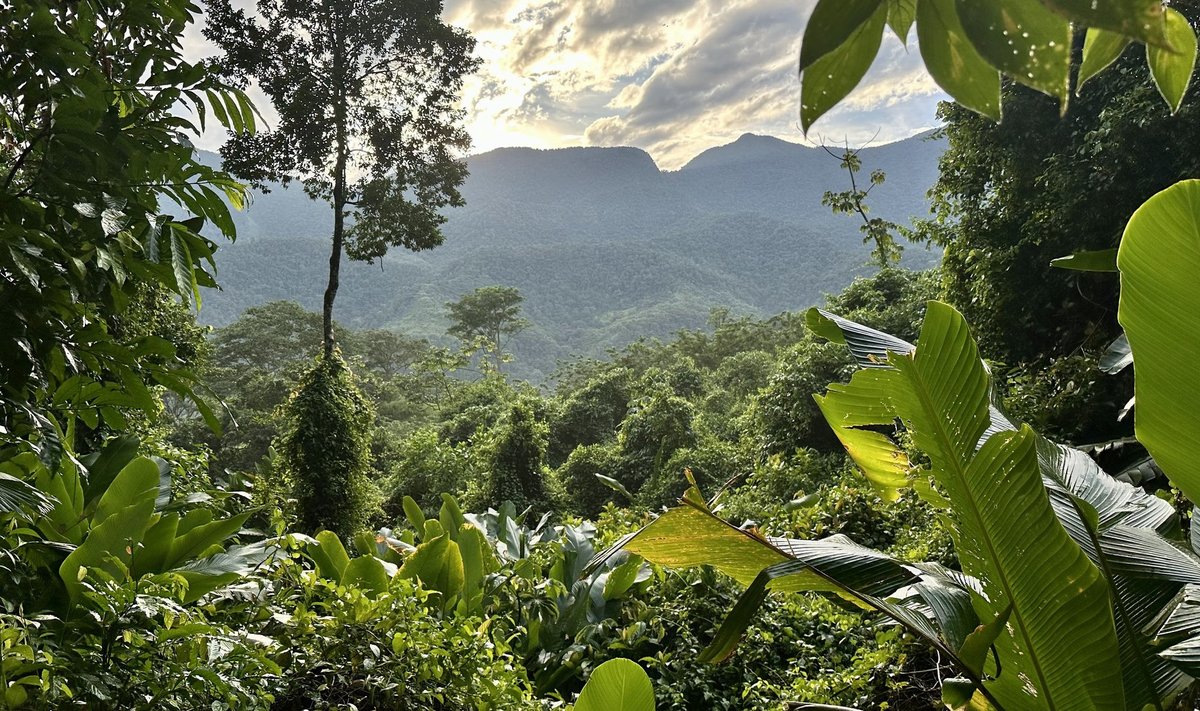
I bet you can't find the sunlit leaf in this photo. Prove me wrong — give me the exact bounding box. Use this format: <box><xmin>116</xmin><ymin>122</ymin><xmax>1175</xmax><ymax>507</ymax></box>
<box><xmin>799</xmin><ymin>0</ymin><xmax>884</xmax><ymax>71</ymax></box>
<box><xmin>1117</xmin><ymin>180</ymin><xmax>1200</xmax><ymax>505</ymax></box>
<box><xmin>918</xmin><ymin>0</ymin><xmax>1002</xmax><ymax>120</ymax></box>
<box><xmin>956</xmin><ymin>0</ymin><xmax>1072</xmax><ymax>102</ymax></box>
<box><xmin>1038</xmin><ymin>0</ymin><xmax>1169</xmax><ymax>47</ymax></box>
<box><xmin>1148</xmin><ymin>8</ymin><xmax>1198</xmax><ymax>113</ymax></box>
<box><xmin>1050</xmin><ymin>248</ymin><xmax>1118</xmax><ymax>272</ymax></box>
<box><xmin>1079</xmin><ymin>29</ymin><xmax>1132</xmax><ymax>92</ymax></box>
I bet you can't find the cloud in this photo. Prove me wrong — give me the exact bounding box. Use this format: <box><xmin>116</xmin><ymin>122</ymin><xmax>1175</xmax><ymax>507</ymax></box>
<box><xmin>187</xmin><ymin>0</ymin><xmax>946</xmax><ymax>168</ymax></box>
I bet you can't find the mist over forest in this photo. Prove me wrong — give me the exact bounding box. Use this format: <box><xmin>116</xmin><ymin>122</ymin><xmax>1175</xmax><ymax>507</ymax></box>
<box><xmin>204</xmin><ymin>132</ymin><xmax>942</xmax><ymax>381</ymax></box>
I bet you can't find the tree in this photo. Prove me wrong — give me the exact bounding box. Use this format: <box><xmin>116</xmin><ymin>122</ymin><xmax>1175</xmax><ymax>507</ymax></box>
<box><xmin>484</xmin><ymin>402</ymin><xmax>548</xmax><ymax>512</ymax></box>
<box><xmin>278</xmin><ymin>353</ymin><xmax>379</xmax><ymax>537</ymax></box>
<box><xmin>1</xmin><ymin>0</ymin><xmax>255</xmax><ymax>457</ymax></box>
<box><xmin>821</xmin><ymin>145</ymin><xmax>902</xmax><ymax>268</ymax></box>
<box><xmin>445</xmin><ymin>286</ymin><xmax>531</xmax><ymax>370</ymax></box>
<box><xmin>919</xmin><ymin>37</ymin><xmax>1200</xmax><ymax>365</ymax></box>
<box><xmin>204</xmin><ymin>0</ymin><xmax>481</xmax><ymax>358</ymax></box>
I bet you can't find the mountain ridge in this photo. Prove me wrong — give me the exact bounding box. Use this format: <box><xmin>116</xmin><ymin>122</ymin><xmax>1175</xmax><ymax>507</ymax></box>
<box><xmin>202</xmin><ymin>130</ymin><xmax>946</xmax><ymax>382</ymax></box>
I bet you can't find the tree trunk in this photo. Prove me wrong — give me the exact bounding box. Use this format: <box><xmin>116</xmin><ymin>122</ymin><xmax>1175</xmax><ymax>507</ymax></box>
<box><xmin>323</xmin><ymin>13</ymin><xmax>348</xmax><ymax>360</ymax></box>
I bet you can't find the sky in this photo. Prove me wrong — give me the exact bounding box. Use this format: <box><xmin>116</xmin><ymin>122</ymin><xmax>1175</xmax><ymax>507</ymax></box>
<box><xmin>187</xmin><ymin>0</ymin><xmax>947</xmax><ymax>171</ymax></box>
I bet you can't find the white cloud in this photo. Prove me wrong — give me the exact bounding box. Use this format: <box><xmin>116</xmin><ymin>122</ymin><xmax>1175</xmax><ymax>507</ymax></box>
<box><xmin>188</xmin><ymin>0</ymin><xmax>947</xmax><ymax>168</ymax></box>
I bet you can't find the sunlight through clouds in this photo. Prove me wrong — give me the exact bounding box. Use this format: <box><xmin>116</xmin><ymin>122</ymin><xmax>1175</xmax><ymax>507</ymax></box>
<box><xmin>190</xmin><ymin>0</ymin><xmax>947</xmax><ymax>169</ymax></box>
<box><xmin>444</xmin><ymin>0</ymin><xmax>946</xmax><ymax>168</ymax></box>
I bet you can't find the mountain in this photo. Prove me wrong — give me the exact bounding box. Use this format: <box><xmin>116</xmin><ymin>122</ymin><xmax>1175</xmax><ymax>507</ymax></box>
<box><xmin>200</xmin><ymin>131</ymin><xmax>945</xmax><ymax>382</ymax></box>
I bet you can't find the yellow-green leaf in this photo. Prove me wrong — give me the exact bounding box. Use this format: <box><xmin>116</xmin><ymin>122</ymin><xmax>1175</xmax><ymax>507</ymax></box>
<box><xmin>1148</xmin><ymin>8</ymin><xmax>1198</xmax><ymax>113</ymax></box>
<box><xmin>1079</xmin><ymin>28</ymin><xmax>1132</xmax><ymax>92</ymax></box>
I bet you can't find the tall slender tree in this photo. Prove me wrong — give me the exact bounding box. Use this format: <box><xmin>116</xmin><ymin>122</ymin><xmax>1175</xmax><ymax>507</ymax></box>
<box><xmin>204</xmin><ymin>0</ymin><xmax>480</xmax><ymax>358</ymax></box>
<box><xmin>445</xmin><ymin>285</ymin><xmax>530</xmax><ymax>370</ymax></box>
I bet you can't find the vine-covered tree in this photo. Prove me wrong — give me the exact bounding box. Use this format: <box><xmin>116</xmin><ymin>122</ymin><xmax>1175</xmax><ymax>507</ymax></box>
<box><xmin>445</xmin><ymin>285</ymin><xmax>531</xmax><ymax>370</ymax></box>
<box><xmin>278</xmin><ymin>353</ymin><xmax>378</xmax><ymax>537</ymax></box>
<box><xmin>485</xmin><ymin>402</ymin><xmax>547</xmax><ymax>512</ymax></box>
<box><xmin>204</xmin><ymin>0</ymin><xmax>481</xmax><ymax>358</ymax></box>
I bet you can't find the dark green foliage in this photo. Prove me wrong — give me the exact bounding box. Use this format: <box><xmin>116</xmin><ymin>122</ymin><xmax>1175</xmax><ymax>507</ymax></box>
<box><xmin>559</xmin><ymin>443</ymin><xmax>624</xmax><ymax>518</ymax></box>
<box><xmin>618</xmin><ymin>391</ymin><xmax>698</xmax><ymax>493</ymax></box>
<box><xmin>485</xmin><ymin>403</ymin><xmax>548</xmax><ymax>512</ymax></box>
<box><xmin>263</xmin><ymin>574</ymin><xmax>537</xmax><ymax>710</ymax></box>
<box><xmin>381</xmin><ymin>428</ymin><xmax>477</xmax><ymax>517</ymax></box>
<box><xmin>1002</xmin><ymin>353</ymin><xmax>1134</xmax><ymax>445</ymax></box>
<box><xmin>752</xmin><ymin>340</ymin><xmax>856</xmax><ymax>456</ymax></box>
<box><xmin>638</xmin><ymin>438</ymin><xmax>751</xmax><ymax>511</ymax></box>
<box><xmin>919</xmin><ymin>13</ymin><xmax>1200</xmax><ymax>365</ymax></box>
<box><xmin>438</xmin><ymin>373</ymin><xmax>522</xmax><ymax>445</ymax></box>
<box><xmin>0</xmin><ymin>0</ymin><xmax>253</xmax><ymax>454</ymax></box>
<box><xmin>548</xmin><ymin>367</ymin><xmax>631</xmax><ymax>466</ymax></box>
<box><xmin>279</xmin><ymin>354</ymin><xmax>379</xmax><ymax>537</ymax></box>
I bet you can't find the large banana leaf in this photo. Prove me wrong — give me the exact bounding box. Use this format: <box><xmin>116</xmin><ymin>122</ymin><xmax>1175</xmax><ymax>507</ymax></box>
<box><xmin>1117</xmin><ymin>179</ymin><xmax>1200</xmax><ymax>506</ymax></box>
<box><xmin>605</xmin><ymin>479</ymin><xmax>990</xmax><ymax>687</ymax></box>
<box><xmin>816</xmin><ymin>302</ymin><xmax>1123</xmax><ymax>710</ymax></box>
<box><xmin>59</xmin><ymin>457</ymin><xmax>160</xmax><ymax>605</ymax></box>
<box><xmin>812</xmin><ymin>305</ymin><xmax>1193</xmax><ymax>710</ymax></box>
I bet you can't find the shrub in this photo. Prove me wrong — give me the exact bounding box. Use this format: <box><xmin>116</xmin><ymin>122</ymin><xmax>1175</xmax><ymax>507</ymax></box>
<box><xmin>637</xmin><ymin>438</ymin><xmax>751</xmax><ymax>511</ymax></box>
<box><xmin>618</xmin><ymin>391</ymin><xmax>697</xmax><ymax>493</ymax></box>
<box><xmin>558</xmin><ymin>443</ymin><xmax>625</xmax><ymax>517</ymax></box>
<box><xmin>548</xmin><ymin>368</ymin><xmax>631</xmax><ymax>467</ymax></box>
<box><xmin>381</xmin><ymin>428</ymin><xmax>478</xmax><ymax>517</ymax></box>
<box><xmin>752</xmin><ymin>340</ymin><xmax>856</xmax><ymax>456</ymax></box>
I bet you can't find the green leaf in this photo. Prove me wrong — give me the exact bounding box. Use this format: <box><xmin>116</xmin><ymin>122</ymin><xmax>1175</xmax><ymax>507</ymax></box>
<box><xmin>595</xmin><ymin>473</ymin><xmax>633</xmax><ymax>501</ymax></box>
<box><xmin>573</xmin><ymin>658</ymin><xmax>655</xmax><ymax>711</ymax></box>
<box><xmin>1079</xmin><ymin>29</ymin><xmax>1132</xmax><ymax>92</ymax></box>
<box><xmin>887</xmin><ymin>0</ymin><xmax>918</xmax><ymax>43</ymax></box>
<box><xmin>402</xmin><ymin>495</ymin><xmax>426</xmax><ymax>540</ymax></box>
<box><xmin>0</xmin><ymin>473</ymin><xmax>55</xmax><ymax>515</ymax></box>
<box><xmin>800</xmin><ymin>4</ymin><xmax>888</xmax><ymax>133</ymax></box>
<box><xmin>806</xmin><ymin>307</ymin><xmax>913</xmax><ymax>368</ymax></box>
<box><xmin>398</xmin><ymin>533</ymin><xmax>465</xmax><ymax>603</ymax></box>
<box><xmin>174</xmin><ymin>542</ymin><xmax>275</xmax><ymax>603</ymax></box>
<box><xmin>1038</xmin><ymin>0</ymin><xmax>1169</xmax><ymax>48</ymax></box>
<box><xmin>918</xmin><ymin>0</ymin><xmax>1002</xmax><ymax>120</ymax></box>
<box><xmin>1117</xmin><ymin>180</ymin><xmax>1200</xmax><ymax>505</ymax></box>
<box><xmin>956</xmin><ymin>0</ymin><xmax>1072</xmax><ymax>102</ymax></box>
<box><xmin>822</xmin><ymin>303</ymin><xmax>1123</xmax><ymax>710</ymax></box>
<box><xmin>1050</xmin><ymin>248</ymin><xmax>1118</xmax><ymax>272</ymax></box>
<box><xmin>439</xmin><ymin>493</ymin><xmax>466</xmax><ymax>542</ymax></box>
<box><xmin>342</xmin><ymin>555</ymin><xmax>390</xmax><ymax>597</ymax></box>
<box><xmin>60</xmin><ymin>458</ymin><xmax>160</xmax><ymax>605</ymax></box>
<box><xmin>1148</xmin><ymin>8</ymin><xmax>1198</xmax><ymax>114</ymax></box>
<box><xmin>308</xmin><ymin>530</ymin><xmax>351</xmax><ymax>581</ymax></box>
<box><xmin>1099</xmin><ymin>334</ymin><xmax>1132</xmax><ymax>375</ymax></box>
<box><xmin>457</xmin><ymin>523</ymin><xmax>492</xmax><ymax>612</ymax></box>
<box><xmin>799</xmin><ymin>0</ymin><xmax>884</xmax><ymax>71</ymax></box>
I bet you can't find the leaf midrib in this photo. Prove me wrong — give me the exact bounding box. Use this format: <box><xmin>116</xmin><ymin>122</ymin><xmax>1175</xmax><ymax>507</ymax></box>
<box><xmin>901</xmin><ymin>354</ymin><xmax>1056</xmax><ymax>710</ymax></box>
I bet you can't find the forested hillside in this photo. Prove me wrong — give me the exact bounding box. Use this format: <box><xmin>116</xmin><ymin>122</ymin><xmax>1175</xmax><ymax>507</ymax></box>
<box><xmin>204</xmin><ymin>132</ymin><xmax>943</xmax><ymax>381</ymax></box>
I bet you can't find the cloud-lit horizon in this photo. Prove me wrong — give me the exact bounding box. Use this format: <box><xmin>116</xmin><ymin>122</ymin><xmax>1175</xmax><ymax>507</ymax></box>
<box><xmin>188</xmin><ymin>0</ymin><xmax>949</xmax><ymax>171</ymax></box>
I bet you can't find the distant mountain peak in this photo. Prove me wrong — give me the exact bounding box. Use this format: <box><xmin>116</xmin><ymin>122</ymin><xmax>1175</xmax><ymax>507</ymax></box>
<box><xmin>680</xmin><ymin>133</ymin><xmax>813</xmax><ymax>172</ymax></box>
